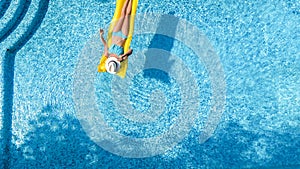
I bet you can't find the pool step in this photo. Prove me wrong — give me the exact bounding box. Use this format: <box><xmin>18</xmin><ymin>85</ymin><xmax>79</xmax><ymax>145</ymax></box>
<box><xmin>0</xmin><ymin>0</ymin><xmax>31</xmax><ymax>43</ymax></box>
<box><xmin>0</xmin><ymin>0</ymin><xmax>13</xmax><ymax>19</ymax></box>
<box><xmin>9</xmin><ymin>0</ymin><xmax>49</xmax><ymax>52</ymax></box>
<box><xmin>0</xmin><ymin>0</ymin><xmax>43</xmax><ymax>51</ymax></box>
<box><xmin>0</xmin><ymin>0</ymin><xmax>18</xmax><ymax>30</ymax></box>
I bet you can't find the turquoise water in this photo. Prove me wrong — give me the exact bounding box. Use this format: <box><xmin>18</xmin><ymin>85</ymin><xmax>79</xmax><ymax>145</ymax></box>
<box><xmin>1</xmin><ymin>0</ymin><xmax>300</xmax><ymax>168</ymax></box>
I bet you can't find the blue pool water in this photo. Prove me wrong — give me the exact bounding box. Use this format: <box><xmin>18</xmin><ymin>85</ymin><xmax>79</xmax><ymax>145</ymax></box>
<box><xmin>1</xmin><ymin>0</ymin><xmax>300</xmax><ymax>168</ymax></box>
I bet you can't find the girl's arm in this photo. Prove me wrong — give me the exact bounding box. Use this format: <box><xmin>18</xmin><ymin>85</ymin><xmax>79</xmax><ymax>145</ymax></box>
<box><xmin>100</xmin><ymin>29</ymin><xmax>109</xmax><ymax>57</ymax></box>
<box><xmin>119</xmin><ymin>49</ymin><xmax>133</xmax><ymax>62</ymax></box>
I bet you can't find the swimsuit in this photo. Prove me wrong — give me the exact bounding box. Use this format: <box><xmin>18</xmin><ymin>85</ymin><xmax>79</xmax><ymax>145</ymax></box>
<box><xmin>112</xmin><ymin>31</ymin><xmax>128</xmax><ymax>39</ymax></box>
<box><xmin>109</xmin><ymin>31</ymin><xmax>128</xmax><ymax>56</ymax></box>
<box><xmin>109</xmin><ymin>44</ymin><xmax>124</xmax><ymax>56</ymax></box>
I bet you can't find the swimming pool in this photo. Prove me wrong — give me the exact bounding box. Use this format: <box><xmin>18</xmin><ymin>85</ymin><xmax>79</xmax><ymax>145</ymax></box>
<box><xmin>1</xmin><ymin>0</ymin><xmax>299</xmax><ymax>168</ymax></box>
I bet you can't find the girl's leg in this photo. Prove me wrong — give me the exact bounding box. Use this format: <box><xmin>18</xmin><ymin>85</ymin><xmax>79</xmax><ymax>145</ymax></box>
<box><xmin>112</xmin><ymin>0</ymin><xmax>131</xmax><ymax>33</ymax></box>
<box><xmin>121</xmin><ymin>0</ymin><xmax>132</xmax><ymax>37</ymax></box>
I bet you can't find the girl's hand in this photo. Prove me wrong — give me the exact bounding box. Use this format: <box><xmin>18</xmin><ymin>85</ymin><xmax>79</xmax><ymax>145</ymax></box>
<box><xmin>120</xmin><ymin>49</ymin><xmax>133</xmax><ymax>62</ymax></box>
<box><xmin>121</xmin><ymin>55</ymin><xmax>128</xmax><ymax>62</ymax></box>
<box><xmin>127</xmin><ymin>49</ymin><xmax>133</xmax><ymax>55</ymax></box>
<box><xmin>100</xmin><ymin>29</ymin><xmax>104</xmax><ymax>36</ymax></box>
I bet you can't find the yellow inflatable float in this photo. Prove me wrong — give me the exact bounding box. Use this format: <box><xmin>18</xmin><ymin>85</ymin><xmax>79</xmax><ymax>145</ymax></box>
<box><xmin>97</xmin><ymin>0</ymin><xmax>139</xmax><ymax>78</ymax></box>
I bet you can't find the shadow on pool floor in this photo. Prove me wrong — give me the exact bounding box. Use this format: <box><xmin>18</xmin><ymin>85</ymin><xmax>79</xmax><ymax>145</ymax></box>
<box><xmin>3</xmin><ymin>103</ymin><xmax>299</xmax><ymax>169</ymax></box>
<box><xmin>143</xmin><ymin>12</ymin><xmax>178</xmax><ymax>84</ymax></box>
